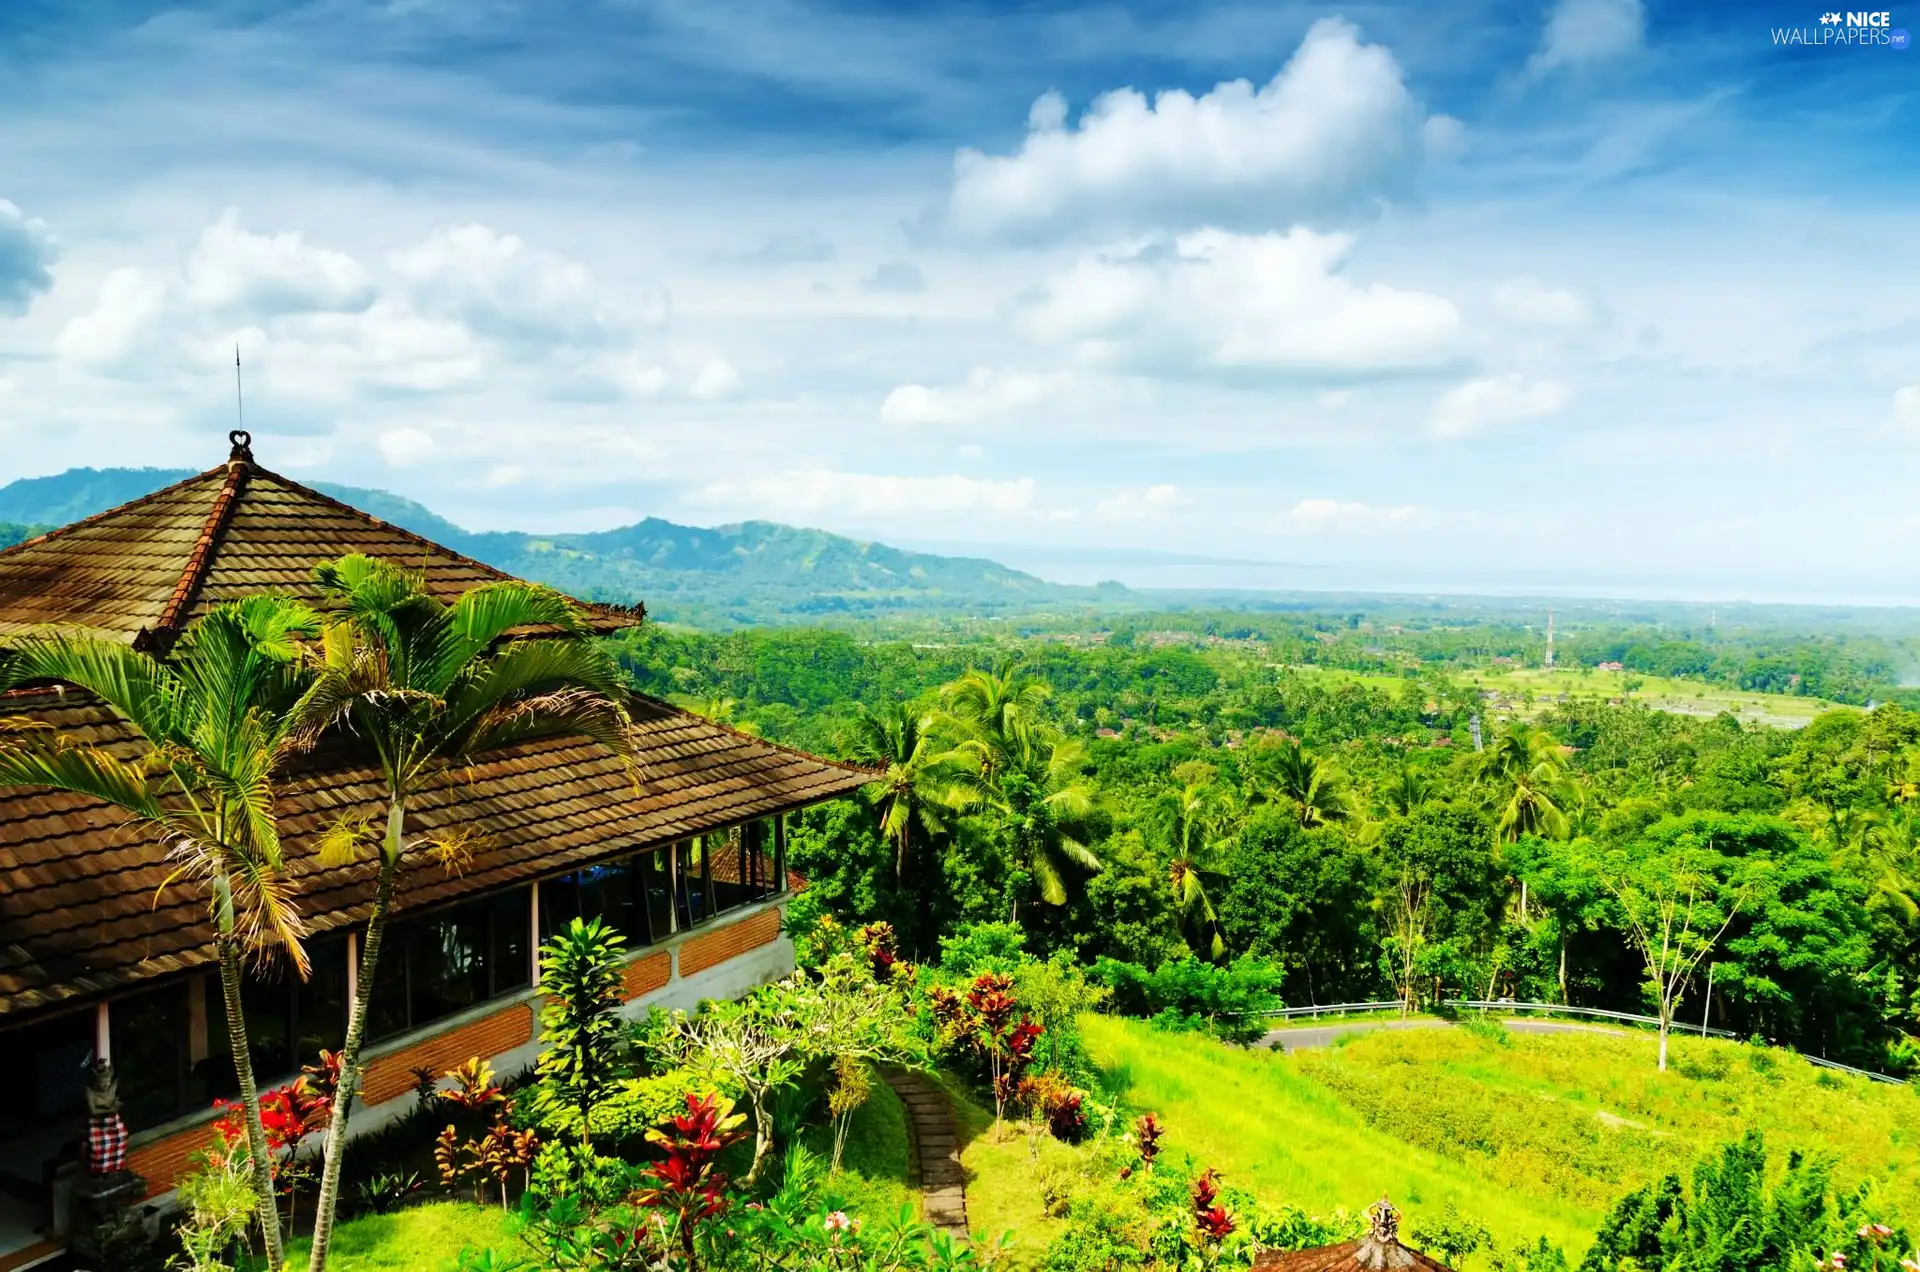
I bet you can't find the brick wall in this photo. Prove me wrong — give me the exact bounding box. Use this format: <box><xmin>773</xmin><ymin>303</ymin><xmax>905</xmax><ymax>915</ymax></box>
<box><xmin>127</xmin><ymin>1121</ymin><xmax>217</xmax><ymax>1199</ymax></box>
<box><xmin>622</xmin><ymin>950</ymin><xmax>671</xmax><ymax>999</ymax></box>
<box><xmin>359</xmin><ymin>1002</ymin><xmax>535</xmax><ymax>1106</ymax></box>
<box><xmin>677</xmin><ymin>908</ymin><xmax>781</xmax><ymax>978</ymax></box>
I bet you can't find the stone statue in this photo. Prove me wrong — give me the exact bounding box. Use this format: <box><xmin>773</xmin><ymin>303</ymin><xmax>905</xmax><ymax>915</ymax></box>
<box><xmin>82</xmin><ymin>1058</ymin><xmax>129</xmax><ymax>1176</ymax></box>
<box><xmin>1354</xmin><ymin>1196</ymin><xmax>1415</xmax><ymax>1272</ymax></box>
<box><xmin>84</xmin><ymin>1058</ymin><xmax>120</xmax><ymax>1119</ymax></box>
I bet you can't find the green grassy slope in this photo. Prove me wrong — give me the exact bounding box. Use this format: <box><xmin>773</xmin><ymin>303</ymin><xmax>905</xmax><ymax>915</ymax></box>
<box><xmin>1074</xmin><ymin>1016</ymin><xmax>1920</xmax><ymax>1255</ymax></box>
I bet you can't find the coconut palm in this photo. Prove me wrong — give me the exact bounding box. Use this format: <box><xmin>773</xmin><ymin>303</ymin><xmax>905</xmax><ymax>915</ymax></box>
<box><xmin>297</xmin><ymin>555</ymin><xmax>638</xmax><ymax>1272</ymax></box>
<box><xmin>941</xmin><ymin>657</ymin><xmax>1051</xmax><ymax>781</ymax></box>
<box><xmin>985</xmin><ymin>735</ymin><xmax>1102</xmax><ymax>914</ymax></box>
<box><xmin>1149</xmin><ymin>782</ymin><xmax>1225</xmax><ymax>958</ymax></box>
<box><xmin>1270</xmin><ymin>740</ymin><xmax>1353</xmax><ymax>829</ymax></box>
<box><xmin>1382</xmin><ymin>758</ymin><xmax>1430</xmax><ymax>818</ymax></box>
<box><xmin>0</xmin><ymin>598</ymin><xmax>323</xmax><ymax>1270</ymax></box>
<box><xmin>1478</xmin><ymin>724</ymin><xmax>1578</xmax><ymax>843</ymax></box>
<box><xmin>844</xmin><ymin>701</ymin><xmax>975</xmax><ymax>882</ymax></box>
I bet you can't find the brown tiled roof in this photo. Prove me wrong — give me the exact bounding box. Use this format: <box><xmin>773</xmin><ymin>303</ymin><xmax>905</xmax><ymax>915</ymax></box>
<box><xmin>0</xmin><ymin>686</ymin><xmax>870</xmax><ymax>1019</ymax></box>
<box><xmin>0</xmin><ymin>437</ymin><xmax>641</xmax><ymax>647</ymax></box>
<box><xmin>1253</xmin><ymin>1242</ymin><xmax>1452</xmax><ymax>1272</ymax></box>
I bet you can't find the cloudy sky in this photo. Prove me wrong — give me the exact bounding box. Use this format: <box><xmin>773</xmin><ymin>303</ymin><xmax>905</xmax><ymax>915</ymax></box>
<box><xmin>1</xmin><ymin>0</ymin><xmax>1915</xmax><ymax>601</ymax></box>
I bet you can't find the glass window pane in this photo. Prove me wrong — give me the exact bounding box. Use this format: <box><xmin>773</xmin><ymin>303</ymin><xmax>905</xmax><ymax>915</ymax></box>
<box><xmin>411</xmin><ymin>903</ymin><xmax>486</xmax><ymax>1028</ymax></box>
<box><xmin>367</xmin><ymin>928</ymin><xmax>411</xmax><ymax>1043</ymax></box>
<box><xmin>490</xmin><ymin>890</ymin><xmax>531</xmax><ymax>996</ymax></box>
<box><xmin>0</xmin><ymin>1009</ymin><xmax>91</xmax><ymax>1143</ymax></box>
<box><xmin>540</xmin><ymin>872</ymin><xmax>582</xmax><ymax>941</ymax></box>
<box><xmin>295</xmin><ymin>940</ymin><xmax>349</xmax><ymax>1062</ymax></box>
<box><xmin>111</xmin><ymin>983</ymin><xmax>188</xmax><ymax>1130</ymax></box>
<box><xmin>240</xmin><ymin>965</ymin><xmax>294</xmax><ymax>1083</ymax></box>
<box><xmin>639</xmin><ymin>849</ymin><xmax>672</xmax><ymax>940</ymax></box>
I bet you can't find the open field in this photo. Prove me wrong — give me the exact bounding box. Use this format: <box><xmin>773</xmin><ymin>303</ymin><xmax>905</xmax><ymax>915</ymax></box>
<box><xmin>1274</xmin><ymin>662</ymin><xmax>1847</xmax><ymax>729</ymax></box>
<box><xmin>953</xmin><ymin>1015</ymin><xmax>1920</xmax><ymax>1260</ymax></box>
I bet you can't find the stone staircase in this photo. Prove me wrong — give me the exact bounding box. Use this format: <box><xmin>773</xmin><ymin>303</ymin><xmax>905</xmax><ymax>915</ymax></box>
<box><xmin>883</xmin><ymin>1070</ymin><xmax>968</xmax><ymax>1239</ymax></box>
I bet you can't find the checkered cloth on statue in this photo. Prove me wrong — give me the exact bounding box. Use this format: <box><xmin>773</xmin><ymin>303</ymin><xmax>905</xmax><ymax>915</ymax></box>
<box><xmin>86</xmin><ymin>1114</ymin><xmax>129</xmax><ymax>1175</ymax></box>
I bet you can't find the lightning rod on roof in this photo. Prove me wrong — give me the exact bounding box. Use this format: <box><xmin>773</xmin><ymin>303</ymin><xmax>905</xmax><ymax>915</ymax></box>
<box><xmin>234</xmin><ymin>344</ymin><xmax>243</xmax><ymax>433</ymax></box>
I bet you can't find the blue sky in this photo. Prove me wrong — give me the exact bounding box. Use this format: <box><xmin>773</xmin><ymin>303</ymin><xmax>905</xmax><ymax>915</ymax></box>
<box><xmin>0</xmin><ymin>0</ymin><xmax>1916</xmax><ymax>601</ymax></box>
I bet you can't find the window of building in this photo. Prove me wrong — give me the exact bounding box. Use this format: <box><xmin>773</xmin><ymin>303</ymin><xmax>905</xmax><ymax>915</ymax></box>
<box><xmin>368</xmin><ymin>888</ymin><xmax>532</xmax><ymax>1044</ymax></box>
<box><xmin>0</xmin><ymin>1009</ymin><xmax>92</xmax><ymax>1145</ymax></box>
<box><xmin>201</xmin><ymin>938</ymin><xmax>351</xmax><ymax>1102</ymax></box>
<box><xmin>542</xmin><ymin>850</ymin><xmax>673</xmax><ymax>946</ymax></box>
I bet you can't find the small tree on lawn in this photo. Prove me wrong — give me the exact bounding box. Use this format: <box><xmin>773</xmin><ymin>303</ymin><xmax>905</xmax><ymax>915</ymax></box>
<box><xmin>659</xmin><ymin>992</ymin><xmax>807</xmax><ymax>1188</ymax></box>
<box><xmin>1600</xmin><ymin>843</ymin><xmax>1749</xmax><ymax>1072</ymax></box>
<box><xmin>530</xmin><ymin>917</ymin><xmax>631</xmax><ymax>1151</ymax></box>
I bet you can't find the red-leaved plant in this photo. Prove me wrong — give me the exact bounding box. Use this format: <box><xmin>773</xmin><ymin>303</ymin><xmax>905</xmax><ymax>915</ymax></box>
<box><xmin>1135</xmin><ymin>1113</ymin><xmax>1163</xmax><ymax>1173</ymax></box>
<box><xmin>1191</xmin><ymin>1168</ymin><xmax>1234</xmax><ymax>1243</ymax></box>
<box><xmin>634</xmin><ymin>1092</ymin><xmax>749</xmax><ymax>1272</ymax></box>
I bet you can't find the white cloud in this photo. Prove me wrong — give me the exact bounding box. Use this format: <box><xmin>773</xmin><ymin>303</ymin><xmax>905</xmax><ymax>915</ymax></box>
<box><xmin>1095</xmin><ymin>484</ymin><xmax>1190</xmax><ymax>520</ymax></box>
<box><xmin>1530</xmin><ymin>0</ymin><xmax>1645</xmax><ymax>73</ymax></box>
<box><xmin>950</xmin><ymin>19</ymin><xmax>1455</xmax><ymax>239</ymax></box>
<box><xmin>388</xmin><ymin>224</ymin><xmax>652</xmax><ymax>344</ymax></box>
<box><xmin>1431</xmin><ymin>375</ymin><xmax>1571</xmax><ymax>438</ymax></box>
<box><xmin>244</xmin><ymin>300</ymin><xmax>485</xmax><ymax>398</ymax></box>
<box><xmin>694</xmin><ymin>469</ymin><xmax>1038</xmax><ymax>517</ymax></box>
<box><xmin>1490</xmin><ymin>278</ymin><xmax>1597</xmax><ymax>330</ymax></box>
<box><xmin>0</xmin><ymin>198</ymin><xmax>57</xmax><ymax>315</ymax></box>
<box><xmin>56</xmin><ymin>268</ymin><xmax>170</xmax><ymax>369</ymax></box>
<box><xmin>1894</xmin><ymin>385</ymin><xmax>1920</xmax><ymax>429</ymax></box>
<box><xmin>1289</xmin><ymin>498</ymin><xmax>1417</xmax><ymax>528</ymax></box>
<box><xmin>1023</xmin><ymin>228</ymin><xmax>1458</xmax><ymax>377</ymax></box>
<box><xmin>185</xmin><ymin>209</ymin><xmax>374</xmax><ymax>316</ymax></box>
<box><xmin>377</xmin><ymin>426</ymin><xmax>437</xmax><ymax>467</ymax></box>
<box><xmin>881</xmin><ymin>367</ymin><xmax>1071</xmax><ymax>426</ymax></box>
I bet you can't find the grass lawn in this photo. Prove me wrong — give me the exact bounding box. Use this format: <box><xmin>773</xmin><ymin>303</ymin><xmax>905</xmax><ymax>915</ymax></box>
<box><xmin>279</xmin><ymin>1077</ymin><xmax>921</xmax><ymax>1270</ymax></box>
<box><xmin>1080</xmin><ymin>1017</ymin><xmax>1597</xmax><ymax>1252</ymax></box>
<box><xmin>1021</xmin><ymin>1016</ymin><xmax>1920</xmax><ymax>1258</ymax></box>
<box><xmin>285</xmin><ymin>1201</ymin><xmax>514</xmax><ymax>1271</ymax></box>
<box><xmin>1290</xmin><ymin>1022</ymin><xmax>1920</xmax><ymax>1221</ymax></box>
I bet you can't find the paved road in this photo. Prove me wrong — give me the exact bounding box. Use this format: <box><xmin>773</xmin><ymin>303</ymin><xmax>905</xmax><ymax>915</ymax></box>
<box><xmin>1259</xmin><ymin>1016</ymin><xmax>1627</xmax><ymax>1052</ymax></box>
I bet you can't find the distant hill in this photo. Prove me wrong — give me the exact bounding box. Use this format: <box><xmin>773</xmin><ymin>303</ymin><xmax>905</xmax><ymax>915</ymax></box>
<box><xmin>0</xmin><ymin>467</ymin><xmax>1113</xmax><ymax>626</ymax></box>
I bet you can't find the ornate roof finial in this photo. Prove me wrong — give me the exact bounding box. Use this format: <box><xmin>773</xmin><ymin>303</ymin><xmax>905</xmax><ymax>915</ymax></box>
<box><xmin>229</xmin><ymin>429</ymin><xmax>254</xmax><ymax>465</ymax></box>
<box><xmin>1367</xmin><ymin>1197</ymin><xmax>1400</xmax><ymax>1243</ymax></box>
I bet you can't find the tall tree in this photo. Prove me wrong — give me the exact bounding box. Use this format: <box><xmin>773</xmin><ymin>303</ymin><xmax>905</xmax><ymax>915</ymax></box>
<box><xmin>0</xmin><ymin>598</ymin><xmax>322</xmax><ymax>1270</ymax></box>
<box><xmin>988</xmin><ymin>737</ymin><xmax>1103</xmax><ymax>916</ymax></box>
<box><xmin>297</xmin><ymin>555</ymin><xmax>637</xmax><ymax>1272</ymax></box>
<box><xmin>1268</xmin><ymin>739</ymin><xmax>1353</xmax><ymax>829</ymax></box>
<box><xmin>1599</xmin><ymin>838</ymin><xmax>1749</xmax><ymax>1071</ymax></box>
<box><xmin>1147</xmin><ymin>781</ymin><xmax>1225</xmax><ymax>958</ymax></box>
<box><xmin>941</xmin><ymin>657</ymin><xmax>1051</xmax><ymax>781</ymax></box>
<box><xmin>844</xmin><ymin>701</ymin><xmax>975</xmax><ymax>883</ymax></box>
<box><xmin>1478</xmin><ymin>724</ymin><xmax>1578</xmax><ymax>844</ymax></box>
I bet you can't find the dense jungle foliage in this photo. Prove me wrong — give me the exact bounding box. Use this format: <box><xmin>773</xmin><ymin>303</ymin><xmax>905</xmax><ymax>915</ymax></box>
<box><xmin>610</xmin><ymin>617</ymin><xmax>1920</xmax><ymax>1073</ymax></box>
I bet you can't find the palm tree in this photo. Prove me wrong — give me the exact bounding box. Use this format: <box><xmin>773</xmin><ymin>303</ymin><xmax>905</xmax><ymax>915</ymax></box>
<box><xmin>1149</xmin><ymin>782</ymin><xmax>1224</xmax><ymax>958</ymax></box>
<box><xmin>297</xmin><ymin>555</ymin><xmax>638</xmax><ymax>1272</ymax></box>
<box><xmin>0</xmin><ymin>598</ymin><xmax>322</xmax><ymax>1270</ymax></box>
<box><xmin>1382</xmin><ymin>758</ymin><xmax>1429</xmax><ymax>818</ymax></box>
<box><xmin>1478</xmin><ymin>724</ymin><xmax>1577</xmax><ymax>843</ymax></box>
<box><xmin>1270</xmin><ymin>740</ymin><xmax>1352</xmax><ymax>829</ymax></box>
<box><xmin>942</xmin><ymin>657</ymin><xmax>1050</xmax><ymax>781</ymax></box>
<box><xmin>844</xmin><ymin>702</ymin><xmax>974</xmax><ymax>882</ymax></box>
<box><xmin>987</xmin><ymin>736</ymin><xmax>1102</xmax><ymax>915</ymax></box>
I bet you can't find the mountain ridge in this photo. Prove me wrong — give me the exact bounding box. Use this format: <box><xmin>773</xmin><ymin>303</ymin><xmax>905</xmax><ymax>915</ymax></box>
<box><xmin>0</xmin><ymin>467</ymin><xmax>1109</xmax><ymax>626</ymax></box>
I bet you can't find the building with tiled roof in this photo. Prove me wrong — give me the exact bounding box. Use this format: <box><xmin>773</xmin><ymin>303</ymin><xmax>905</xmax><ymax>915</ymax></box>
<box><xmin>0</xmin><ymin>433</ymin><xmax>869</xmax><ymax>1267</ymax></box>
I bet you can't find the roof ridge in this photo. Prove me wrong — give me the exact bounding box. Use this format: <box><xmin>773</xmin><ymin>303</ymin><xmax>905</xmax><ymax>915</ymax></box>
<box><xmin>245</xmin><ymin>467</ymin><xmax>645</xmax><ymax>630</ymax></box>
<box><xmin>0</xmin><ymin>465</ymin><xmax>228</xmax><ymax>563</ymax></box>
<box><xmin>142</xmin><ymin>458</ymin><xmax>252</xmax><ymax>650</ymax></box>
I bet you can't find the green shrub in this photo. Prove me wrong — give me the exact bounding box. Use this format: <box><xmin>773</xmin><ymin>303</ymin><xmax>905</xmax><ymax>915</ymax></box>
<box><xmin>1090</xmin><ymin>955</ymin><xmax>1283</xmax><ymax>1044</ymax></box>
